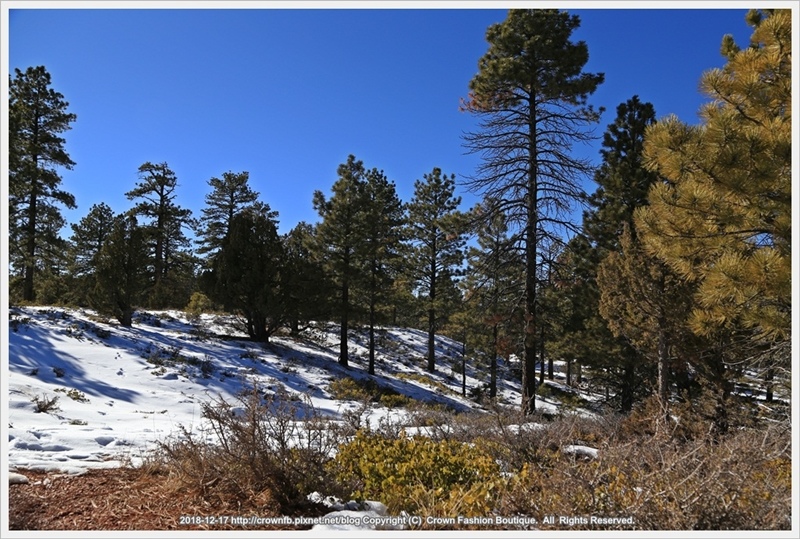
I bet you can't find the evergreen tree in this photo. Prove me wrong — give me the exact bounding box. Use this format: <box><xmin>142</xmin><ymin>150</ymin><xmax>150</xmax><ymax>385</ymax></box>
<box><xmin>405</xmin><ymin>167</ymin><xmax>466</xmax><ymax>373</ymax></box>
<box><xmin>312</xmin><ymin>155</ymin><xmax>368</xmax><ymax>367</ymax></box>
<box><xmin>462</xmin><ymin>9</ymin><xmax>604</xmax><ymax>413</ymax></box>
<box><xmin>636</xmin><ymin>9</ymin><xmax>791</xmax><ymax>372</ymax></box>
<box><xmin>203</xmin><ymin>207</ymin><xmax>285</xmax><ymax>341</ymax></box>
<box><xmin>8</xmin><ymin>65</ymin><xmax>77</xmax><ymax>302</ymax></box>
<box><xmin>92</xmin><ymin>214</ymin><xmax>148</xmax><ymax>327</ymax></box>
<box><xmin>597</xmin><ymin>226</ymin><xmax>696</xmax><ymax>417</ymax></box>
<box><xmin>68</xmin><ymin>202</ymin><xmax>117</xmax><ymax>306</ymax></box>
<box><xmin>551</xmin><ymin>96</ymin><xmax>662</xmax><ymax>412</ymax></box>
<box><xmin>125</xmin><ymin>161</ymin><xmax>195</xmax><ymax>308</ymax></box>
<box><xmin>28</xmin><ymin>209</ymin><xmax>71</xmax><ymax>305</ymax></box>
<box><xmin>462</xmin><ymin>199</ymin><xmax>524</xmax><ymax>399</ymax></box>
<box><xmin>283</xmin><ymin>222</ymin><xmax>334</xmax><ymax>334</ymax></box>
<box><xmin>196</xmin><ymin>171</ymin><xmax>263</xmax><ymax>258</ymax></box>
<box><xmin>358</xmin><ymin>168</ymin><xmax>405</xmax><ymax>375</ymax></box>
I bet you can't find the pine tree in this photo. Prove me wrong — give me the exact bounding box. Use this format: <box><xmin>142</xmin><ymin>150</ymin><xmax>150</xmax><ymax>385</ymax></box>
<box><xmin>462</xmin><ymin>9</ymin><xmax>604</xmax><ymax>413</ymax></box>
<box><xmin>125</xmin><ymin>161</ymin><xmax>195</xmax><ymax>308</ymax></box>
<box><xmin>8</xmin><ymin>66</ymin><xmax>77</xmax><ymax>302</ymax></box>
<box><xmin>92</xmin><ymin>214</ymin><xmax>148</xmax><ymax>327</ymax></box>
<box><xmin>312</xmin><ymin>155</ymin><xmax>368</xmax><ymax>367</ymax></box>
<box><xmin>636</xmin><ymin>9</ymin><xmax>791</xmax><ymax>368</ymax></box>
<box><xmin>282</xmin><ymin>222</ymin><xmax>334</xmax><ymax>334</ymax></box>
<box><xmin>552</xmin><ymin>96</ymin><xmax>662</xmax><ymax>412</ymax></box>
<box><xmin>203</xmin><ymin>206</ymin><xmax>285</xmax><ymax>341</ymax></box>
<box><xmin>405</xmin><ymin>167</ymin><xmax>466</xmax><ymax>373</ymax></box>
<box><xmin>462</xmin><ymin>198</ymin><xmax>524</xmax><ymax>399</ymax></box>
<box><xmin>597</xmin><ymin>226</ymin><xmax>696</xmax><ymax>417</ymax></box>
<box><xmin>358</xmin><ymin>168</ymin><xmax>405</xmax><ymax>375</ymax></box>
<box><xmin>68</xmin><ymin>202</ymin><xmax>117</xmax><ymax>306</ymax></box>
<box><xmin>196</xmin><ymin>171</ymin><xmax>264</xmax><ymax>258</ymax></box>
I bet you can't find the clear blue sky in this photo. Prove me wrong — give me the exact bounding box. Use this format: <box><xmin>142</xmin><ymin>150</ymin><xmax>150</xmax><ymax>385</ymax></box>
<box><xmin>7</xmin><ymin>3</ymin><xmax>756</xmax><ymax>237</ymax></box>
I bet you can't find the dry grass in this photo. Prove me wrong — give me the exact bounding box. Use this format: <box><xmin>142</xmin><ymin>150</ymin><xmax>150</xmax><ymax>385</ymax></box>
<box><xmin>8</xmin><ymin>466</ymin><xmax>314</xmax><ymax>531</ymax></box>
<box><xmin>9</xmin><ymin>390</ymin><xmax>792</xmax><ymax>531</ymax></box>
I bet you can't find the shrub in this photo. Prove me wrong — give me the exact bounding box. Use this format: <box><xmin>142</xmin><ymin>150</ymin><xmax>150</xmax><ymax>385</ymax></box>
<box><xmin>379</xmin><ymin>393</ymin><xmax>412</xmax><ymax>409</ymax></box>
<box><xmin>32</xmin><ymin>394</ymin><xmax>61</xmax><ymax>414</ymax></box>
<box><xmin>185</xmin><ymin>292</ymin><xmax>216</xmax><ymax>318</ymax></box>
<box><xmin>151</xmin><ymin>385</ymin><xmax>344</xmax><ymax>515</ymax></box>
<box><xmin>53</xmin><ymin>388</ymin><xmax>90</xmax><ymax>403</ymax></box>
<box><xmin>328</xmin><ymin>377</ymin><xmax>406</xmax><ymax>406</ymax></box>
<box><xmin>498</xmin><ymin>419</ymin><xmax>792</xmax><ymax>530</ymax></box>
<box><xmin>329</xmin><ymin>431</ymin><xmax>502</xmax><ymax>519</ymax></box>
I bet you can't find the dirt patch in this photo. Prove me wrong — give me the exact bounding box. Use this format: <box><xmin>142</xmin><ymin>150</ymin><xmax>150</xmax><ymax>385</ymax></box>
<box><xmin>8</xmin><ymin>467</ymin><xmax>323</xmax><ymax>531</ymax></box>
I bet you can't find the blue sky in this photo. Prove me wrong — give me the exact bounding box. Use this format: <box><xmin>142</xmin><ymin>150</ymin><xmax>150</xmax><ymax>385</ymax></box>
<box><xmin>6</xmin><ymin>3</ymin><xmax>758</xmax><ymax>237</ymax></box>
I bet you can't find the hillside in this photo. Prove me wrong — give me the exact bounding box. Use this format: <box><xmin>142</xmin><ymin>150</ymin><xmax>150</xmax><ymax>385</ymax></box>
<box><xmin>6</xmin><ymin>305</ymin><xmax>559</xmax><ymax>476</ymax></box>
<box><xmin>5</xmin><ymin>306</ymin><xmax>791</xmax><ymax>532</ymax></box>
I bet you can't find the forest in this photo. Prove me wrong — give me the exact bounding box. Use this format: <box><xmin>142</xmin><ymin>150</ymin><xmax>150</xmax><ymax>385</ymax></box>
<box><xmin>6</xmin><ymin>8</ymin><xmax>792</xmax><ymax>531</ymax></box>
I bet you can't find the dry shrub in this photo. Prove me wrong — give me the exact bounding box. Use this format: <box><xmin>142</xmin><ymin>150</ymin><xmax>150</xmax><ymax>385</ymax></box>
<box><xmin>148</xmin><ymin>384</ymin><xmax>345</xmax><ymax>515</ymax></box>
<box><xmin>498</xmin><ymin>415</ymin><xmax>791</xmax><ymax>530</ymax></box>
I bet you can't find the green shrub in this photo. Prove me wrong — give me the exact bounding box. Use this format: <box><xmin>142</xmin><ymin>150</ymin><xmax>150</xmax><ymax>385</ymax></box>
<box><xmin>329</xmin><ymin>431</ymin><xmax>502</xmax><ymax>518</ymax></box>
<box><xmin>379</xmin><ymin>393</ymin><xmax>412</xmax><ymax>408</ymax></box>
<box><xmin>328</xmin><ymin>377</ymin><xmax>372</xmax><ymax>401</ymax></box>
<box><xmin>328</xmin><ymin>377</ymin><xmax>408</xmax><ymax>407</ymax></box>
<box><xmin>185</xmin><ymin>292</ymin><xmax>216</xmax><ymax>317</ymax></box>
<box><xmin>54</xmin><ymin>387</ymin><xmax>90</xmax><ymax>403</ymax></box>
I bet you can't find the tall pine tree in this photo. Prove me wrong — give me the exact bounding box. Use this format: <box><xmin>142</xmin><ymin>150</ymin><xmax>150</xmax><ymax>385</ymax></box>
<box><xmin>462</xmin><ymin>9</ymin><xmax>604</xmax><ymax>413</ymax></box>
<box><xmin>196</xmin><ymin>170</ymin><xmax>264</xmax><ymax>258</ymax></box>
<box><xmin>68</xmin><ymin>202</ymin><xmax>116</xmax><ymax>306</ymax></box>
<box><xmin>282</xmin><ymin>222</ymin><xmax>334</xmax><ymax>334</ymax></box>
<box><xmin>92</xmin><ymin>214</ymin><xmax>148</xmax><ymax>327</ymax></box>
<box><xmin>636</xmin><ymin>9</ymin><xmax>791</xmax><ymax>374</ymax></box>
<box><xmin>462</xmin><ymin>198</ymin><xmax>524</xmax><ymax>399</ymax></box>
<box><xmin>405</xmin><ymin>167</ymin><xmax>466</xmax><ymax>373</ymax></box>
<box><xmin>203</xmin><ymin>206</ymin><xmax>285</xmax><ymax>342</ymax></box>
<box><xmin>312</xmin><ymin>155</ymin><xmax>368</xmax><ymax>367</ymax></box>
<box><xmin>8</xmin><ymin>66</ymin><xmax>77</xmax><ymax>302</ymax></box>
<box><xmin>359</xmin><ymin>167</ymin><xmax>405</xmax><ymax>375</ymax></box>
<box><xmin>560</xmin><ymin>96</ymin><xmax>663</xmax><ymax>412</ymax></box>
<box><xmin>126</xmin><ymin>162</ymin><xmax>195</xmax><ymax>308</ymax></box>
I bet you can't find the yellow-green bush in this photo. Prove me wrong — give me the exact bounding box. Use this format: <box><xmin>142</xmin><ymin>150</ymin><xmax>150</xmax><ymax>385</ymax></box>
<box><xmin>328</xmin><ymin>377</ymin><xmax>374</xmax><ymax>401</ymax></box>
<box><xmin>328</xmin><ymin>377</ymin><xmax>411</xmax><ymax>408</ymax></box>
<box><xmin>379</xmin><ymin>393</ymin><xmax>412</xmax><ymax>408</ymax></box>
<box><xmin>185</xmin><ymin>292</ymin><xmax>216</xmax><ymax>317</ymax></box>
<box><xmin>329</xmin><ymin>431</ymin><xmax>502</xmax><ymax>518</ymax></box>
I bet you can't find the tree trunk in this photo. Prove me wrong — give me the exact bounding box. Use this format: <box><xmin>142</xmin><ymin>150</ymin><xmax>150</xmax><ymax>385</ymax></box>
<box><xmin>340</xmin><ymin>279</ymin><xmax>349</xmax><ymax>367</ymax></box>
<box><xmin>765</xmin><ymin>368</ymin><xmax>774</xmax><ymax>402</ymax></box>
<box><xmin>657</xmin><ymin>326</ymin><xmax>669</xmax><ymax>421</ymax></box>
<box><xmin>566</xmin><ymin>358</ymin><xmax>572</xmax><ymax>387</ymax></box>
<box><xmin>427</xmin><ymin>255</ymin><xmax>436</xmax><ymax>373</ymax></box>
<box><xmin>24</xmin><ymin>189</ymin><xmax>38</xmax><ymax>301</ymax></box>
<box><xmin>119</xmin><ymin>308</ymin><xmax>133</xmax><ymax>328</ymax></box>
<box><xmin>368</xmin><ymin>295</ymin><xmax>376</xmax><ymax>376</ymax></box>
<box><xmin>620</xmin><ymin>362</ymin><xmax>634</xmax><ymax>413</ymax></box>
<box><xmin>490</xmin><ymin>324</ymin><xmax>498</xmax><ymax>400</ymax></box>
<box><xmin>521</xmin><ymin>95</ymin><xmax>538</xmax><ymax>415</ymax></box>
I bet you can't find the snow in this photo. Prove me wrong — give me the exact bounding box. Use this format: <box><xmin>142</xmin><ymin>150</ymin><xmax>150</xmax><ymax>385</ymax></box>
<box><xmin>562</xmin><ymin>444</ymin><xmax>600</xmax><ymax>460</ymax></box>
<box><xmin>4</xmin><ymin>305</ymin><xmax>597</xmax><ymax>530</ymax></box>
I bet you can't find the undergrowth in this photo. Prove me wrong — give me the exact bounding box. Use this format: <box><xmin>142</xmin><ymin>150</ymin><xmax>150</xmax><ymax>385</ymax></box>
<box><xmin>142</xmin><ymin>384</ymin><xmax>791</xmax><ymax>530</ymax></box>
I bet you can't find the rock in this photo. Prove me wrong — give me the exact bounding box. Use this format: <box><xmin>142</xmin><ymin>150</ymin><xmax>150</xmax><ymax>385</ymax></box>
<box><xmin>9</xmin><ymin>472</ymin><xmax>29</xmax><ymax>485</ymax></box>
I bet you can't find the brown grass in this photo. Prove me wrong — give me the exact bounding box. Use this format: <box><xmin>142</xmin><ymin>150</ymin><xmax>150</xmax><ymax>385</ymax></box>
<box><xmin>8</xmin><ymin>466</ymin><xmax>323</xmax><ymax>531</ymax></box>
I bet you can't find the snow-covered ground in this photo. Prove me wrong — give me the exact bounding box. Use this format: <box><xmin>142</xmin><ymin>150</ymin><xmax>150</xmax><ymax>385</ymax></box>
<box><xmin>3</xmin><ymin>306</ymin><xmax>596</xmax><ymax>530</ymax></box>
